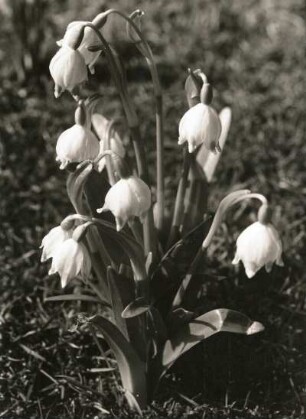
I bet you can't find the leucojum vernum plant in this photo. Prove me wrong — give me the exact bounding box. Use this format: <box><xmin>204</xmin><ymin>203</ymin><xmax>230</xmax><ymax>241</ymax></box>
<box><xmin>41</xmin><ymin>9</ymin><xmax>284</xmax><ymax>412</ymax></box>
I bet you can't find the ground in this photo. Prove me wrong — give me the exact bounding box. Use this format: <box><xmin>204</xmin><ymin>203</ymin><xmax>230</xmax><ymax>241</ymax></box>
<box><xmin>0</xmin><ymin>0</ymin><xmax>305</xmax><ymax>418</ymax></box>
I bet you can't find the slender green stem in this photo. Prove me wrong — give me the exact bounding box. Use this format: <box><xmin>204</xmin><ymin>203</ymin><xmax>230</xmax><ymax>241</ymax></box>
<box><xmin>167</xmin><ymin>148</ymin><xmax>191</xmax><ymax>249</ymax></box>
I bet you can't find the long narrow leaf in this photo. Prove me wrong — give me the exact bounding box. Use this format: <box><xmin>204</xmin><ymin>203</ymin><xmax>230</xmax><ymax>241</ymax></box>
<box><xmin>44</xmin><ymin>294</ymin><xmax>110</xmax><ymax>305</ymax></box>
<box><xmin>90</xmin><ymin>315</ymin><xmax>147</xmax><ymax>411</ymax></box>
<box><xmin>107</xmin><ymin>267</ymin><xmax>129</xmax><ymax>339</ymax></box>
<box><xmin>161</xmin><ymin>308</ymin><xmax>264</xmax><ymax>372</ymax></box>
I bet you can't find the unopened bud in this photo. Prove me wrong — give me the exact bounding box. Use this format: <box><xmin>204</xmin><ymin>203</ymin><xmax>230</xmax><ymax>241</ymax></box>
<box><xmin>200</xmin><ymin>83</ymin><xmax>213</xmax><ymax>105</ymax></box>
<box><xmin>75</xmin><ymin>101</ymin><xmax>87</xmax><ymax>126</ymax></box>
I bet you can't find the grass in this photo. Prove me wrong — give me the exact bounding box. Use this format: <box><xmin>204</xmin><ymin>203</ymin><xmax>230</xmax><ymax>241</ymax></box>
<box><xmin>0</xmin><ymin>0</ymin><xmax>306</xmax><ymax>417</ymax></box>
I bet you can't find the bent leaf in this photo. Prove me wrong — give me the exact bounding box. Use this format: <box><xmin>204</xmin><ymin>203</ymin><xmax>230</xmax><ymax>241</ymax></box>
<box><xmin>161</xmin><ymin>309</ymin><xmax>264</xmax><ymax>372</ymax></box>
<box><xmin>122</xmin><ymin>297</ymin><xmax>150</xmax><ymax>318</ymax></box>
<box><xmin>90</xmin><ymin>315</ymin><xmax>147</xmax><ymax>410</ymax></box>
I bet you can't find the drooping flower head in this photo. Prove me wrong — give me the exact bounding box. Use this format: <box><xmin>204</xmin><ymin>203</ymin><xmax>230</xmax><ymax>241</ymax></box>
<box><xmin>48</xmin><ymin>238</ymin><xmax>92</xmax><ymax>288</ymax></box>
<box><xmin>57</xmin><ymin>21</ymin><xmax>102</xmax><ymax>74</ymax></box>
<box><xmin>49</xmin><ymin>46</ymin><xmax>88</xmax><ymax>98</ymax></box>
<box><xmin>40</xmin><ymin>224</ymin><xmax>72</xmax><ymax>262</ymax></box>
<box><xmin>178</xmin><ymin>102</ymin><xmax>221</xmax><ymax>153</ymax></box>
<box><xmin>56</xmin><ymin>102</ymin><xmax>100</xmax><ymax>169</ymax></box>
<box><xmin>97</xmin><ymin>175</ymin><xmax>151</xmax><ymax>231</ymax></box>
<box><xmin>232</xmin><ymin>221</ymin><xmax>283</xmax><ymax>278</ymax></box>
<box><xmin>178</xmin><ymin>72</ymin><xmax>222</xmax><ymax>153</ymax></box>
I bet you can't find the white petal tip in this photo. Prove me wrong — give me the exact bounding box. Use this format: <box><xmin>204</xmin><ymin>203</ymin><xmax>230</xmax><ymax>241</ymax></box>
<box><xmin>245</xmin><ymin>269</ymin><xmax>256</xmax><ymax>278</ymax></box>
<box><xmin>247</xmin><ymin>321</ymin><xmax>265</xmax><ymax>335</ymax></box>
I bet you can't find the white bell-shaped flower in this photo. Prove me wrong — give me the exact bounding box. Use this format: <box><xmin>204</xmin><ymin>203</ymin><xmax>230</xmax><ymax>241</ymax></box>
<box><xmin>232</xmin><ymin>221</ymin><xmax>283</xmax><ymax>278</ymax></box>
<box><xmin>178</xmin><ymin>103</ymin><xmax>221</xmax><ymax>153</ymax></box>
<box><xmin>91</xmin><ymin>114</ymin><xmax>125</xmax><ymax>172</ymax></box>
<box><xmin>56</xmin><ymin>124</ymin><xmax>99</xmax><ymax>169</ymax></box>
<box><xmin>57</xmin><ymin>21</ymin><xmax>101</xmax><ymax>74</ymax></box>
<box><xmin>40</xmin><ymin>225</ymin><xmax>72</xmax><ymax>262</ymax></box>
<box><xmin>49</xmin><ymin>46</ymin><xmax>88</xmax><ymax>97</ymax></box>
<box><xmin>97</xmin><ymin>176</ymin><xmax>151</xmax><ymax>231</ymax></box>
<box><xmin>48</xmin><ymin>238</ymin><xmax>91</xmax><ymax>288</ymax></box>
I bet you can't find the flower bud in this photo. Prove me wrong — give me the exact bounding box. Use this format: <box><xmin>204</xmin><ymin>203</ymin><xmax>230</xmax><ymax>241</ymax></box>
<box><xmin>232</xmin><ymin>221</ymin><xmax>284</xmax><ymax>278</ymax></box>
<box><xmin>57</xmin><ymin>21</ymin><xmax>102</xmax><ymax>74</ymax></box>
<box><xmin>97</xmin><ymin>176</ymin><xmax>151</xmax><ymax>231</ymax></box>
<box><xmin>178</xmin><ymin>103</ymin><xmax>222</xmax><ymax>153</ymax></box>
<box><xmin>56</xmin><ymin>124</ymin><xmax>99</xmax><ymax>170</ymax></box>
<box><xmin>91</xmin><ymin>114</ymin><xmax>125</xmax><ymax>172</ymax></box>
<box><xmin>48</xmin><ymin>238</ymin><xmax>91</xmax><ymax>288</ymax></box>
<box><xmin>40</xmin><ymin>225</ymin><xmax>72</xmax><ymax>262</ymax></box>
<box><xmin>49</xmin><ymin>46</ymin><xmax>88</xmax><ymax>97</ymax></box>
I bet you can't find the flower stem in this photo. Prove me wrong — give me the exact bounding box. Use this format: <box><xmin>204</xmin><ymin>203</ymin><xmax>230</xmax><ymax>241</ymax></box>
<box><xmin>167</xmin><ymin>148</ymin><xmax>190</xmax><ymax>249</ymax></box>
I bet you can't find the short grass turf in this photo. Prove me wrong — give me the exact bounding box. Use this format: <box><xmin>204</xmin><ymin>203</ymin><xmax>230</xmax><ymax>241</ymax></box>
<box><xmin>0</xmin><ymin>0</ymin><xmax>306</xmax><ymax>418</ymax></box>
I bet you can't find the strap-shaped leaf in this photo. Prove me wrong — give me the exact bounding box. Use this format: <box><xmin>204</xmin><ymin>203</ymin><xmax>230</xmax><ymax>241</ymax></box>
<box><xmin>107</xmin><ymin>267</ymin><xmax>129</xmax><ymax>339</ymax></box>
<box><xmin>44</xmin><ymin>294</ymin><xmax>110</xmax><ymax>306</ymax></box>
<box><xmin>161</xmin><ymin>309</ymin><xmax>264</xmax><ymax>372</ymax></box>
<box><xmin>107</xmin><ymin>266</ymin><xmax>147</xmax><ymax>361</ymax></box>
<box><xmin>89</xmin><ymin>315</ymin><xmax>147</xmax><ymax>410</ymax></box>
<box><xmin>151</xmin><ymin>217</ymin><xmax>212</xmax><ymax>305</ymax></box>
<box><xmin>196</xmin><ymin>107</ymin><xmax>232</xmax><ymax>182</ymax></box>
<box><xmin>122</xmin><ymin>297</ymin><xmax>150</xmax><ymax>318</ymax></box>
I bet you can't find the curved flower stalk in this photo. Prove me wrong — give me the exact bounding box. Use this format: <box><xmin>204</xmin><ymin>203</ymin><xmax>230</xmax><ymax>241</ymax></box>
<box><xmin>97</xmin><ymin>175</ymin><xmax>151</xmax><ymax>231</ymax></box>
<box><xmin>56</xmin><ymin>102</ymin><xmax>99</xmax><ymax>169</ymax></box>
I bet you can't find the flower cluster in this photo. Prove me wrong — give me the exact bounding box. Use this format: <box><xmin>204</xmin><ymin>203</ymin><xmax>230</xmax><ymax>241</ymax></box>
<box><xmin>41</xmin><ymin>9</ymin><xmax>285</xmax><ymax>411</ymax></box>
